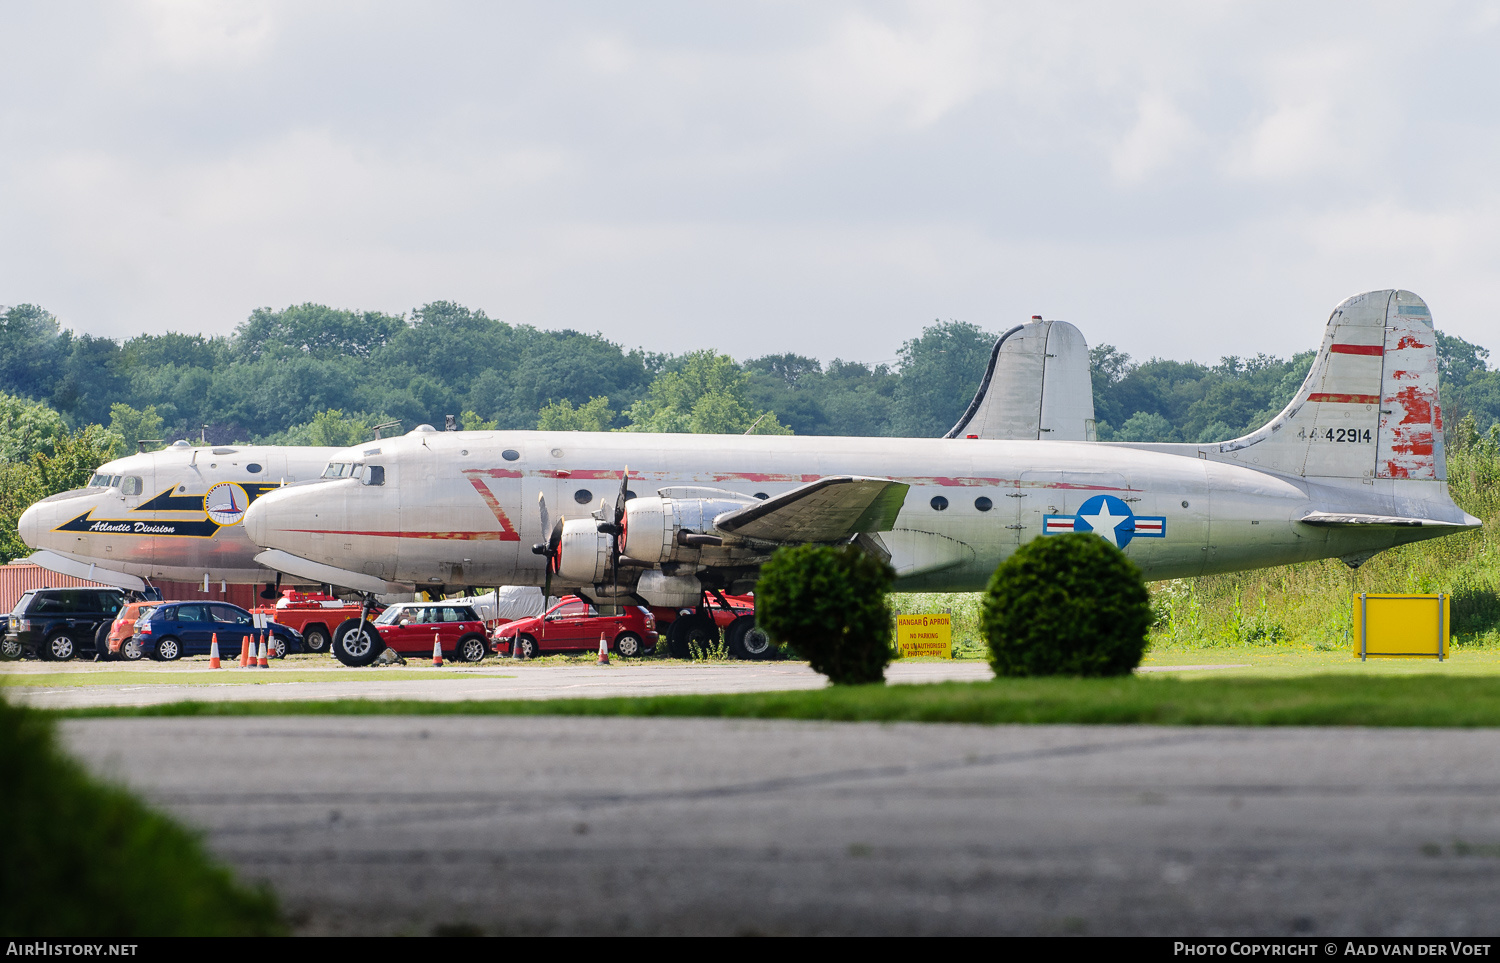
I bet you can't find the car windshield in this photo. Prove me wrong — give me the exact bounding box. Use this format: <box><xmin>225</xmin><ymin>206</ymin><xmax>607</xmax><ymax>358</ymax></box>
<box><xmin>373</xmin><ymin>607</ymin><xmax>408</xmax><ymax>626</ymax></box>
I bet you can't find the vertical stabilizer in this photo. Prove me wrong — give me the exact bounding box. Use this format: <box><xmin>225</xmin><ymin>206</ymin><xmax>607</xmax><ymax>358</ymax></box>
<box><xmin>946</xmin><ymin>319</ymin><xmax>1097</xmax><ymax>441</ymax></box>
<box><xmin>1205</xmin><ymin>290</ymin><xmax>1444</xmax><ymax>483</ymax></box>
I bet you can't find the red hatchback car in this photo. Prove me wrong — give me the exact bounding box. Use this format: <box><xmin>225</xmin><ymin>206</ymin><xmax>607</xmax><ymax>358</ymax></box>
<box><xmin>491</xmin><ymin>597</ymin><xmax>657</xmax><ymax>659</ymax></box>
<box><xmin>330</xmin><ymin>601</ymin><xmax>490</xmax><ymax>666</ymax></box>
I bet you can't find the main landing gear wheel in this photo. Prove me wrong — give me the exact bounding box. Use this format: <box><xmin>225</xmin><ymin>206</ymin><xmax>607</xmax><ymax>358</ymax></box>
<box><xmin>456</xmin><ymin>634</ymin><xmax>487</xmax><ymax>663</ymax></box>
<box><xmin>668</xmin><ymin>614</ymin><xmax>720</xmax><ymax>659</ymax></box>
<box><xmin>727</xmin><ymin>615</ymin><xmax>776</xmax><ymax>660</ymax></box>
<box><xmin>614</xmin><ymin>632</ymin><xmax>643</xmax><ymax>659</ymax></box>
<box><xmin>332</xmin><ymin>619</ymin><xmax>382</xmax><ymax>667</ymax></box>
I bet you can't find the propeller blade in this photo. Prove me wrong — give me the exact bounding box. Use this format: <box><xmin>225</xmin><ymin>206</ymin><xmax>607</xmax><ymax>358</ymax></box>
<box><xmin>537</xmin><ymin>493</ymin><xmax>550</xmax><ymax>542</ymax></box>
<box><xmin>614</xmin><ymin>467</ymin><xmax>629</xmax><ymax>524</ymax></box>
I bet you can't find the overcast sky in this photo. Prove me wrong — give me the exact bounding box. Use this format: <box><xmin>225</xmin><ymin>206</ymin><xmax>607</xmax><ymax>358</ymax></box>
<box><xmin>3</xmin><ymin>1</ymin><xmax>1499</xmax><ymax>367</ymax></box>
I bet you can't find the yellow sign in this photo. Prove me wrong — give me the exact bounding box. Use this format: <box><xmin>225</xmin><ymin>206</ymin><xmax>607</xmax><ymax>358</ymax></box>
<box><xmin>1353</xmin><ymin>593</ymin><xmax>1449</xmax><ymax>660</ymax></box>
<box><xmin>897</xmin><ymin>614</ymin><xmax>952</xmax><ymax>658</ymax></box>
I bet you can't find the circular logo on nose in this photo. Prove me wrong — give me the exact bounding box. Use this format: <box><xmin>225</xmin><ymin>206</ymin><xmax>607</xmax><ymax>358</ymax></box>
<box><xmin>205</xmin><ymin>482</ymin><xmax>250</xmax><ymax>526</ymax></box>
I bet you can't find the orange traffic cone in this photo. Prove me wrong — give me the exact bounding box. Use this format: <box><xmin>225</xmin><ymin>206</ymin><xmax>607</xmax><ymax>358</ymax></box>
<box><xmin>597</xmin><ymin>633</ymin><xmax>609</xmax><ymax>665</ymax></box>
<box><xmin>257</xmin><ymin>633</ymin><xmax>270</xmax><ymax>668</ymax></box>
<box><xmin>209</xmin><ymin>633</ymin><xmax>221</xmax><ymax>669</ymax></box>
<box><xmin>239</xmin><ymin>635</ymin><xmax>250</xmax><ymax>667</ymax></box>
<box><xmin>432</xmin><ymin>632</ymin><xmax>444</xmax><ymax>666</ymax></box>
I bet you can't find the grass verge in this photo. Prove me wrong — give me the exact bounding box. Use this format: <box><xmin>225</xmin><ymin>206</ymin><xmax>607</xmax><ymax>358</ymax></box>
<box><xmin>1</xmin><ymin>700</ymin><xmax>284</xmax><ymax>936</ymax></box>
<box><xmin>41</xmin><ymin>674</ymin><xmax>1500</xmax><ymax>727</ymax></box>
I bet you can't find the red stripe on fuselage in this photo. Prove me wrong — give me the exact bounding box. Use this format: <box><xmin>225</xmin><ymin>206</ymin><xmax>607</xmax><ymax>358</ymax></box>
<box><xmin>1329</xmin><ymin>344</ymin><xmax>1384</xmax><ymax>356</ymax></box>
<box><xmin>1307</xmin><ymin>393</ymin><xmax>1380</xmax><ymax>404</ymax></box>
<box><xmin>287</xmin><ymin>529</ymin><xmax>508</xmax><ymax>540</ymax></box>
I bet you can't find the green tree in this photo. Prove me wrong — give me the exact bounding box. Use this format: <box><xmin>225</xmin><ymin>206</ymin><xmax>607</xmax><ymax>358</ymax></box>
<box><xmin>108</xmin><ymin>403</ymin><xmax>165</xmax><ymax>453</ymax></box>
<box><xmin>0</xmin><ymin>304</ymin><xmax>65</xmax><ymax>402</ymax></box>
<box><xmin>755</xmin><ymin>543</ymin><xmax>895</xmax><ymax>685</ymax></box>
<box><xmin>624</xmin><ymin>351</ymin><xmax>791</xmax><ymax>434</ymax></box>
<box><xmin>460</xmin><ymin>409</ymin><xmax>498</xmax><ymax>431</ymax></box>
<box><xmin>983</xmin><ymin>533</ymin><xmax>1152</xmax><ymax>677</ymax></box>
<box><xmin>267</xmin><ymin>409</ymin><xmax>384</xmax><ymax>448</ymax></box>
<box><xmin>0</xmin><ymin>393</ymin><xmax>67</xmax><ymax>463</ymax></box>
<box><xmin>0</xmin><ymin>424</ymin><xmax>122</xmax><ymax>563</ymax></box>
<box><xmin>537</xmin><ymin>396</ymin><xmax>614</xmax><ymax>432</ymax></box>
<box><xmin>891</xmin><ymin>320</ymin><xmax>996</xmax><ymax>436</ymax></box>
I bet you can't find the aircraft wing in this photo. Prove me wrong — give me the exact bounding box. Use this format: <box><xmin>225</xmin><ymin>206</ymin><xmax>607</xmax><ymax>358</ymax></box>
<box><xmin>712</xmin><ymin>476</ymin><xmax>909</xmax><ymax>543</ymax></box>
<box><xmin>1298</xmin><ymin>512</ymin><xmax>1479</xmax><ymax>528</ymax></box>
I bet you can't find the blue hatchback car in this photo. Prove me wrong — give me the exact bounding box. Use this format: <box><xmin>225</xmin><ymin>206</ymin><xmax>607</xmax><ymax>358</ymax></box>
<box><xmin>134</xmin><ymin>602</ymin><xmax>303</xmax><ymax>661</ymax></box>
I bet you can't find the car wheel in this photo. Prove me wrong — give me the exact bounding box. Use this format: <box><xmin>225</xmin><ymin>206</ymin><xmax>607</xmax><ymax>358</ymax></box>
<box><xmin>0</xmin><ymin>637</ymin><xmax>22</xmax><ymax>661</ymax></box>
<box><xmin>728</xmin><ymin>615</ymin><xmax>776</xmax><ymax>660</ymax></box>
<box><xmin>332</xmin><ymin>619</ymin><xmax>382</xmax><ymax>667</ymax></box>
<box><xmin>93</xmin><ymin>623</ymin><xmax>113</xmax><ymax>662</ymax></box>
<box><xmin>154</xmin><ymin>636</ymin><xmax>182</xmax><ymax>661</ymax></box>
<box><xmin>120</xmin><ymin>637</ymin><xmax>143</xmax><ymax>661</ymax></box>
<box><xmin>614</xmin><ymin>632</ymin><xmax>643</xmax><ymax>658</ymax></box>
<box><xmin>514</xmin><ymin>634</ymin><xmax>539</xmax><ymax>660</ymax></box>
<box><xmin>45</xmin><ymin>631</ymin><xmax>77</xmax><ymax>662</ymax></box>
<box><xmin>456</xmin><ymin>634</ymin><xmax>487</xmax><ymax>663</ymax></box>
<box><xmin>269</xmin><ymin>635</ymin><xmax>287</xmax><ymax>659</ymax></box>
<box><xmin>302</xmin><ymin>625</ymin><xmax>330</xmax><ymax>654</ymax></box>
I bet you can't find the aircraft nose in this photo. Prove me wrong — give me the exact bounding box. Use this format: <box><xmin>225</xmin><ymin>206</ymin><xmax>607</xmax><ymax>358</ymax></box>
<box><xmin>17</xmin><ymin>501</ymin><xmax>42</xmax><ymax>549</ymax></box>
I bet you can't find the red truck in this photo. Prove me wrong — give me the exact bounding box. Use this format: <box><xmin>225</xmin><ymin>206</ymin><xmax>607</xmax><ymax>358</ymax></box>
<box><xmin>251</xmin><ymin>590</ymin><xmax>378</xmax><ymax>654</ymax></box>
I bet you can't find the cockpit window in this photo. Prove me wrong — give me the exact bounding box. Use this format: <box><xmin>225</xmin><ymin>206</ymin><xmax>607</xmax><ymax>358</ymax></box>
<box><xmin>87</xmin><ymin>473</ymin><xmax>118</xmax><ymax>488</ymax></box>
<box><xmin>322</xmin><ymin>462</ymin><xmax>353</xmax><ymax>478</ymax></box>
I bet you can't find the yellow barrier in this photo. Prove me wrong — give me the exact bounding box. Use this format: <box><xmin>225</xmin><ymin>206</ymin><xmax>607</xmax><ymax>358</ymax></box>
<box><xmin>896</xmin><ymin>614</ymin><xmax>952</xmax><ymax>659</ymax></box>
<box><xmin>1353</xmin><ymin>593</ymin><xmax>1449</xmax><ymax>661</ymax></box>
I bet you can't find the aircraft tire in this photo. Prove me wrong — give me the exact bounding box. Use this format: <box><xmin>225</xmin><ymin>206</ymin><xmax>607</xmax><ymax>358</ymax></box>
<box><xmin>614</xmin><ymin>632</ymin><xmax>643</xmax><ymax>658</ymax></box>
<box><xmin>669</xmin><ymin>614</ymin><xmax>719</xmax><ymax>659</ymax></box>
<box><xmin>332</xmin><ymin>619</ymin><xmax>382</xmax><ymax>667</ymax></box>
<box><xmin>727</xmin><ymin>615</ymin><xmax>777</xmax><ymax>661</ymax></box>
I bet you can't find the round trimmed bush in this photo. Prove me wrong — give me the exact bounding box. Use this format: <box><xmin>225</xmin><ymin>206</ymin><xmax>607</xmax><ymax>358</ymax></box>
<box><xmin>755</xmin><ymin>543</ymin><xmax>895</xmax><ymax>685</ymax></box>
<box><xmin>982</xmin><ymin>533</ymin><xmax>1151</xmax><ymax>677</ymax></box>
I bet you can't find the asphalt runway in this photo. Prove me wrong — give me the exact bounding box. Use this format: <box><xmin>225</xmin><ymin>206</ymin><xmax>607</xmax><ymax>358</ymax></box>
<box><xmin>61</xmin><ymin>716</ymin><xmax>1500</xmax><ymax>936</ymax></box>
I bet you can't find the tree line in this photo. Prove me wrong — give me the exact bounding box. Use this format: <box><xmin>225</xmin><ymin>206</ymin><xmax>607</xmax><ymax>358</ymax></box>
<box><xmin>2</xmin><ymin>299</ymin><xmax>1498</xmax><ymax>450</ymax></box>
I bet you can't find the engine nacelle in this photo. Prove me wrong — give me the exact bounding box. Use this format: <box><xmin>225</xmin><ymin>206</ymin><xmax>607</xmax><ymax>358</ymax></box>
<box><xmin>557</xmin><ymin>518</ymin><xmax>611</xmax><ymax>584</ymax></box>
<box><xmin>621</xmin><ymin>489</ymin><xmax>755</xmax><ymax>564</ymax></box>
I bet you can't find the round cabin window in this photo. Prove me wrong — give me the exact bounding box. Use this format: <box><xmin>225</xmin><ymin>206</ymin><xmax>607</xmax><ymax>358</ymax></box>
<box><xmin>502</xmin><ymin>449</ymin><xmax>520</xmax><ymax>461</ymax></box>
<box><xmin>246</xmin><ymin>463</ymin><xmax>262</xmax><ymax>473</ymax></box>
<box><xmin>930</xmin><ymin>496</ymin><xmax>949</xmax><ymax>511</ymax></box>
<box><xmin>975</xmin><ymin>496</ymin><xmax>993</xmax><ymax>512</ymax></box>
<box><xmin>574</xmin><ymin>489</ymin><xmax>593</xmax><ymax>505</ymax></box>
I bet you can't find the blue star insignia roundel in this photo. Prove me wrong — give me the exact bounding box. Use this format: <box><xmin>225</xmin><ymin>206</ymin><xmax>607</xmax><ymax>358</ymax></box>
<box><xmin>1041</xmin><ymin>494</ymin><xmax>1167</xmax><ymax>549</ymax></box>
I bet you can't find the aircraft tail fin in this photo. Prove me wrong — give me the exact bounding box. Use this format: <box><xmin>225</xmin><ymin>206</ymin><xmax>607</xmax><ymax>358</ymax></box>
<box><xmin>946</xmin><ymin>318</ymin><xmax>1097</xmax><ymax>441</ymax></box>
<box><xmin>1206</xmin><ymin>290</ymin><xmax>1445</xmax><ymax>483</ymax></box>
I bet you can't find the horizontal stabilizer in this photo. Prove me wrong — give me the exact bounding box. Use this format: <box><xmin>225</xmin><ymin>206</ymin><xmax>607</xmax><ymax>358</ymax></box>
<box><xmin>713</xmin><ymin>476</ymin><xmax>909</xmax><ymax>543</ymax></box>
<box><xmin>1298</xmin><ymin>512</ymin><xmax>1480</xmax><ymax>529</ymax></box>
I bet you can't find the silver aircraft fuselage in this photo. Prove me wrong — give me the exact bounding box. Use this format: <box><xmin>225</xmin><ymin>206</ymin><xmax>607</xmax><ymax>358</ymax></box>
<box><xmin>241</xmin><ymin>428</ymin><xmax>1477</xmax><ymax>594</ymax></box>
<box><xmin>19</xmin><ymin>442</ymin><xmax>339</xmax><ymax>584</ymax></box>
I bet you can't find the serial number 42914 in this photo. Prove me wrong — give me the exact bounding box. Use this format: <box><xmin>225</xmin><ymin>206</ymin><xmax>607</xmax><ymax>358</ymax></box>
<box><xmin>1299</xmin><ymin>427</ymin><xmax>1372</xmax><ymax>443</ymax></box>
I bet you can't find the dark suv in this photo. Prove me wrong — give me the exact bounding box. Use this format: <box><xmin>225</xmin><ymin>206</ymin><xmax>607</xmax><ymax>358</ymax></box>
<box><xmin>3</xmin><ymin>588</ymin><xmax>126</xmax><ymax>661</ymax></box>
